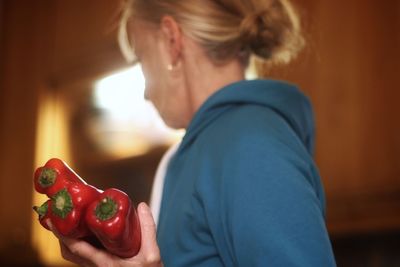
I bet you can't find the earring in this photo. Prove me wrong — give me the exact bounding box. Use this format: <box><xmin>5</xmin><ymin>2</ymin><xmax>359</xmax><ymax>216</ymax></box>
<box><xmin>167</xmin><ymin>64</ymin><xmax>173</xmax><ymax>71</ymax></box>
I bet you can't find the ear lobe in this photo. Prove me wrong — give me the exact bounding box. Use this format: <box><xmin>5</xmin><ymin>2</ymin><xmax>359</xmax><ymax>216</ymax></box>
<box><xmin>160</xmin><ymin>16</ymin><xmax>183</xmax><ymax>66</ymax></box>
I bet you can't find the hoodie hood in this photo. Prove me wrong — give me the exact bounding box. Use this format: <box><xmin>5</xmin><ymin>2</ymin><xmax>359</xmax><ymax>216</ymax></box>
<box><xmin>180</xmin><ymin>79</ymin><xmax>315</xmax><ymax>154</ymax></box>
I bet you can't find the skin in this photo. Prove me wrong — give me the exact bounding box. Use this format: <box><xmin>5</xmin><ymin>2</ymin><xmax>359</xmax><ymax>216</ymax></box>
<box><xmin>129</xmin><ymin>16</ymin><xmax>245</xmax><ymax>129</ymax></box>
<box><xmin>50</xmin><ymin>15</ymin><xmax>246</xmax><ymax>267</ymax></box>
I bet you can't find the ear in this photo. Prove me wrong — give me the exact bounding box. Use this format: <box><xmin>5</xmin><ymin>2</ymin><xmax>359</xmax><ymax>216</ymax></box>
<box><xmin>160</xmin><ymin>15</ymin><xmax>183</xmax><ymax>66</ymax></box>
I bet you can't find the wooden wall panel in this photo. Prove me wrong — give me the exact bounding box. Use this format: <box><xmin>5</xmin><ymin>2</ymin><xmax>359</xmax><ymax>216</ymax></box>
<box><xmin>0</xmin><ymin>1</ymin><xmax>55</xmax><ymax>265</ymax></box>
<box><xmin>51</xmin><ymin>0</ymin><xmax>128</xmax><ymax>88</ymax></box>
<box><xmin>261</xmin><ymin>0</ymin><xmax>400</xmax><ymax>234</ymax></box>
<box><xmin>0</xmin><ymin>0</ymin><xmax>5</xmax><ymax>126</ymax></box>
<box><xmin>313</xmin><ymin>0</ymin><xmax>365</xmax><ymax>194</ymax></box>
<box><xmin>315</xmin><ymin>0</ymin><xmax>400</xmax><ymax>234</ymax></box>
<box><xmin>356</xmin><ymin>1</ymin><xmax>400</xmax><ymax>190</ymax></box>
<box><xmin>0</xmin><ymin>0</ymin><xmax>399</xmax><ymax>265</ymax></box>
<box><xmin>0</xmin><ymin>0</ymin><xmax>5</xmax><ymax>254</ymax></box>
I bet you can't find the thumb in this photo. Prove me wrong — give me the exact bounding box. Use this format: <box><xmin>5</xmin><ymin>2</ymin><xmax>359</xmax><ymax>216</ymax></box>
<box><xmin>137</xmin><ymin>202</ymin><xmax>160</xmax><ymax>256</ymax></box>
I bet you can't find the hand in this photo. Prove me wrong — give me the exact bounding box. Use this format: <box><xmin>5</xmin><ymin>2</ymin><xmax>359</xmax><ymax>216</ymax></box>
<box><xmin>48</xmin><ymin>202</ymin><xmax>163</xmax><ymax>267</ymax></box>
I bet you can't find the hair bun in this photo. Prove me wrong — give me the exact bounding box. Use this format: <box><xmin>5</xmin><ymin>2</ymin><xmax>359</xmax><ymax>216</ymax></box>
<box><xmin>239</xmin><ymin>10</ymin><xmax>275</xmax><ymax>59</ymax></box>
<box><xmin>239</xmin><ymin>1</ymin><xmax>303</xmax><ymax>63</ymax></box>
<box><xmin>120</xmin><ymin>0</ymin><xmax>303</xmax><ymax>65</ymax></box>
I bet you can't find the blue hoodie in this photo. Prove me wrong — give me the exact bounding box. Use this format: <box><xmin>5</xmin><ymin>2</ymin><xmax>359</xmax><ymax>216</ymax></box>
<box><xmin>157</xmin><ymin>79</ymin><xmax>336</xmax><ymax>267</ymax></box>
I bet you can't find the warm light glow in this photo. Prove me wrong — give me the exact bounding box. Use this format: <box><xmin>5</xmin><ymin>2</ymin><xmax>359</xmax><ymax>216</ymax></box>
<box><xmin>32</xmin><ymin>91</ymin><xmax>75</xmax><ymax>266</ymax></box>
<box><xmin>31</xmin><ymin>66</ymin><xmax>183</xmax><ymax>266</ymax></box>
<box><xmin>245</xmin><ymin>57</ymin><xmax>259</xmax><ymax>80</ymax></box>
<box><xmin>92</xmin><ymin>65</ymin><xmax>184</xmax><ymax>158</ymax></box>
<box><xmin>95</xmin><ymin>65</ymin><xmax>146</xmax><ymax>121</ymax></box>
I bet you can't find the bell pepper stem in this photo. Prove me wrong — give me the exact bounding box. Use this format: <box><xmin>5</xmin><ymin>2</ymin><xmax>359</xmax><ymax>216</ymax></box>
<box><xmin>51</xmin><ymin>189</ymin><xmax>73</xmax><ymax>219</ymax></box>
<box><xmin>33</xmin><ymin>201</ymin><xmax>49</xmax><ymax>219</ymax></box>
<box><xmin>38</xmin><ymin>168</ymin><xmax>57</xmax><ymax>188</ymax></box>
<box><xmin>95</xmin><ymin>197</ymin><xmax>118</xmax><ymax>221</ymax></box>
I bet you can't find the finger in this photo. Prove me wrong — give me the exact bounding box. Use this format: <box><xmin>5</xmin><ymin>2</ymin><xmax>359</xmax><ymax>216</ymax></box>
<box><xmin>47</xmin><ymin>220</ymin><xmax>109</xmax><ymax>266</ymax></box>
<box><xmin>46</xmin><ymin>220</ymin><xmax>65</xmax><ymax>241</ymax></box>
<box><xmin>61</xmin><ymin>237</ymin><xmax>109</xmax><ymax>266</ymax></box>
<box><xmin>59</xmin><ymin>241</ymin><xmax>94</xmax><ymax>267</ymax></box>
<box><xmin>60</xmin><ymin>240</ymin><xmax>78</xmax><ymax>262</ymax></box>
<box><xmin>47</xmin><ymin>221</ymin><xmax>82</xmax><ymax>264</ymax></box>
<box><xmin>137</xmin><ymin>202</ymin><xmax>161</xmax><ymax>262</ymax></box>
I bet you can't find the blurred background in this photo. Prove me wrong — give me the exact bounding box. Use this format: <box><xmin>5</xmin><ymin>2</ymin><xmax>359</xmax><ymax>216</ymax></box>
<box><xmin>0</xmin><ymin>0</ymin><xmax>399</xmax><ymax>266</ymax></box>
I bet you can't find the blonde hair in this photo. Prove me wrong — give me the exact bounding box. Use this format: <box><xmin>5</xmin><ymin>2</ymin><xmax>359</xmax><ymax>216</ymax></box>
<box><xmin>118</xmin><ymin>0</ymin><xmax>304</xmax><ymax>65</ymax></box>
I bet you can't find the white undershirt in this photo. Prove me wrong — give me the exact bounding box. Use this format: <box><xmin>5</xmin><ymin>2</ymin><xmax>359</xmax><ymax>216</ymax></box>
<box><xmin>149</xmin><ymin>142</ymin><xmax>180</xmax><ymax>226</ymax></box>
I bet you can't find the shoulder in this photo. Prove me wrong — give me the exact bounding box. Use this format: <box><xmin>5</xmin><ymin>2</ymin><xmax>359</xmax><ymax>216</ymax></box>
<box><xmin>192</xmin><ymin>102</ymin><xmax>322</xmax><ymax>207</ymax></box>
<box><xmin>198</xmin><ymin>103</ymin><xmax>305</xmax><ymax>160</ymax></box>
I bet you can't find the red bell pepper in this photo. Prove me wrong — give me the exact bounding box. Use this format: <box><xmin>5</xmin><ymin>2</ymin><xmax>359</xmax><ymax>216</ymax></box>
<box><xmin>33</xmin><ymin>199</ymin><xmax>52</xmax><ymax>231</ymax></box>
<box><xmin>34</xmin><ymin>158</ymin><xmax>87</xmax><ymax>197</ymax></box>
<box><xmin>49</xmin><ymin>183</ymin><xmax>101</xmax><ymax>238</ymax></box>
<box><xmin>33</xmin><ymin>198</ymin><xmax>104</xmax><ymax>249</ymax></box>
<box><xmin>85</xmin><ymin>188</ymin><xmax>141</xmax><ymax>258</ymax></box>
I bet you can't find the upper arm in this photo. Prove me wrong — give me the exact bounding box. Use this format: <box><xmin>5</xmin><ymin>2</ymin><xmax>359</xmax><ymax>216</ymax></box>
<box><xmin>220</xmin><ymin>143</ymin><xmax>334</xmax><ymax>266</ymax></box>
<box><xmin>197</xmin><ymin>108</ymin><xmax>336</xmax><ymax>266</ymax></box>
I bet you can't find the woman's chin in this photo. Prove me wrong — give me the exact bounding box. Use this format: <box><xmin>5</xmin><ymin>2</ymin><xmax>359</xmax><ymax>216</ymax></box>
<box><xmin>161</xmin><ymin>114</ymin><xmax>185</xmax><ymax>130</ymax></box>
<box><xmin>163</xmin><ymin>119</ymin><xmax>181</xmax><ymax>130</ymax></box>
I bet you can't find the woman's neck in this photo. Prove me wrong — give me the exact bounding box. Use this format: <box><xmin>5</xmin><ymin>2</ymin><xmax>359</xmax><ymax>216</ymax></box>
<box><xmin>184</xmin><ymin>57</ymin><xmax>245</xmax><ymax>121</ymax></box>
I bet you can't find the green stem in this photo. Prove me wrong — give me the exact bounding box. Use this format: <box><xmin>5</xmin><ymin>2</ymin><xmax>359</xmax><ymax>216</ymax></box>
<box><xmin>95</xmin><ymin>197</ymin><xmax>118</xmax><ymax>221</ymax></box>
<box><xmin>33</xmin><ymin>201</ymin><xmax>49</xmax><ymax>219</ymax></box>
<box><xmin>39</xmin><ymin>168</ymin><xmax>57</xmax><ymax>188</ymax></box>
<box><xmin>51</xmin><ymin>189</ymin><xmax>73</xmax><ymax>219</ymax></box>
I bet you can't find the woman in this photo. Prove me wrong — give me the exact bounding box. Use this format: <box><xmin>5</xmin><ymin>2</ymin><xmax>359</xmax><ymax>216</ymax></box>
<box><xmin>50</xmin><ymin>0</ymin><xmax>336</xmax><ymax>266</ymax></box>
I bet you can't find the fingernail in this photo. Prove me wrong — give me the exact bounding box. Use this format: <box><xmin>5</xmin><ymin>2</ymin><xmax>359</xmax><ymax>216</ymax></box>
<box><xmin>45</xmin><ymin>219</ymin><xmax>52</xmax><ymax>229</ymax></box>
<box><xmin>139</xmin><ymin>202</ymin><xmax>150</xmax><ymax>214</ymax></box>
